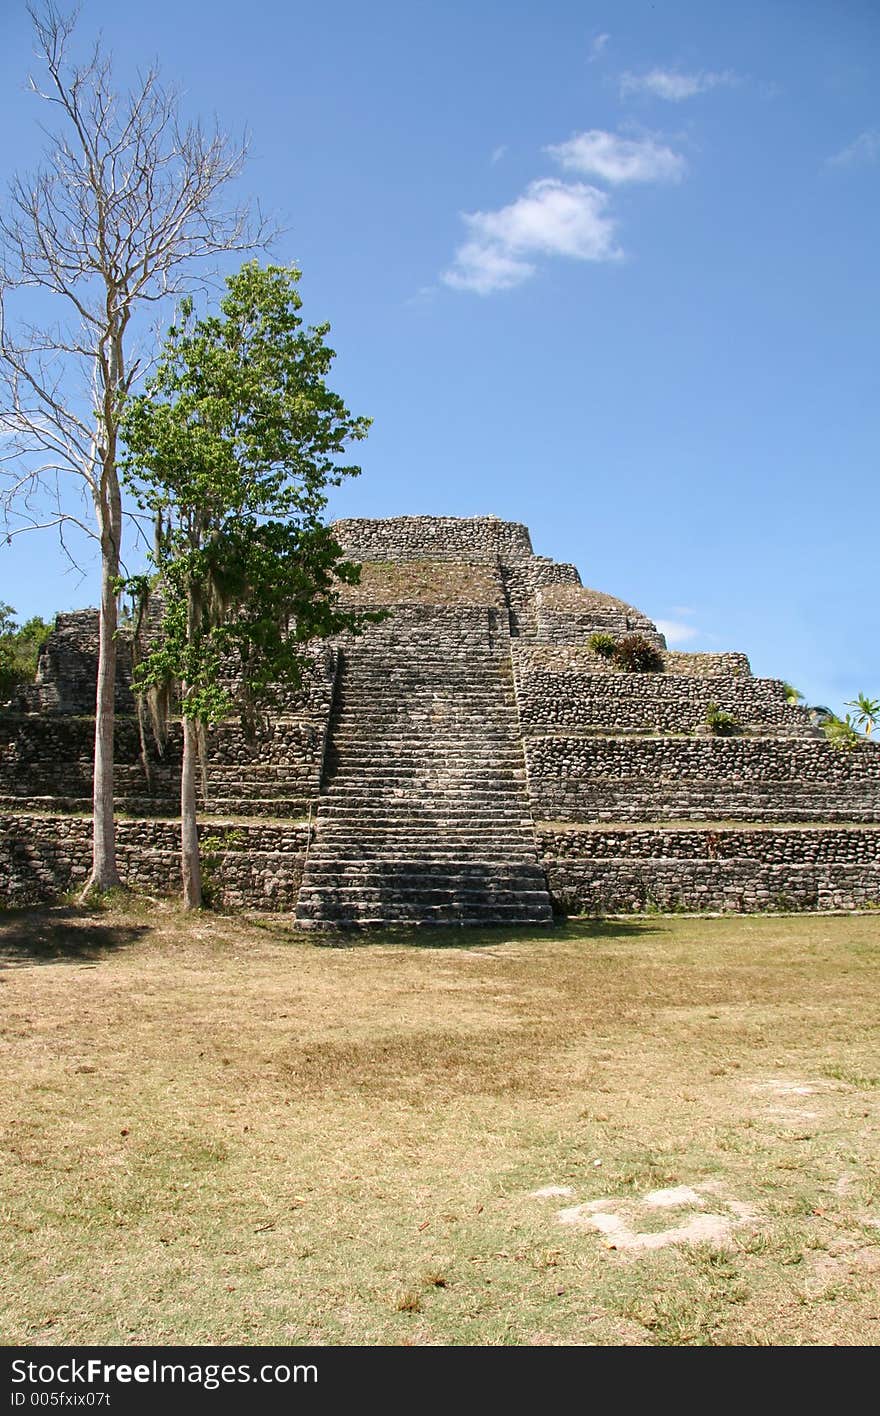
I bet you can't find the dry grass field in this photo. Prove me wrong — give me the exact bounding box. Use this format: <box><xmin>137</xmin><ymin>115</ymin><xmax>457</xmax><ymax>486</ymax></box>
<box><xmin>1</xmin><ymin>902</ymin><xmax>878</xmax><ymax>1346</ymax></box>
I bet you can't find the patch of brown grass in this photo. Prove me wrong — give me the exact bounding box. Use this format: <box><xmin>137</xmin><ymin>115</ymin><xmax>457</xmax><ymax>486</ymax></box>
<box><xmin>0</xmin><ymin>905</ymin><xmax>878</xmax><ymax>1345</ymax></box>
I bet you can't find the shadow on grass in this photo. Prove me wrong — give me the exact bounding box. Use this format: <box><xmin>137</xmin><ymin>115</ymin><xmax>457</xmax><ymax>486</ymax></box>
<box><xmin>0</xmin><ymin>904</ymin><xmax>149</xmax><ymax>968</ymax></box>
<box><xmin>262</xmin><ymin>915</ymin><xmax>663</xmax><ymax>951</ymax></box>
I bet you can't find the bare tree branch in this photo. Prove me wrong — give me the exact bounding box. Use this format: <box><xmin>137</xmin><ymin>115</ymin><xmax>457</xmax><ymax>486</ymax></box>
<box><xmin>0</xmin><ymin>1</ymin><xmax>275</xmax><ymax>892</ymax></box>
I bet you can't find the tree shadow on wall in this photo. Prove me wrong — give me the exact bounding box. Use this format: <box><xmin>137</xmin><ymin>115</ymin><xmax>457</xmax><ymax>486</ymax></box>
<box><xmin>0</xmin><ymin>904</ymin><xmax>149</xmax><ymax>968</ymax></box>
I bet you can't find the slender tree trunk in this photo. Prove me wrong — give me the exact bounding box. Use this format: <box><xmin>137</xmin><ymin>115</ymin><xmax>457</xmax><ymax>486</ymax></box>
<box><xmin>83</xmin><ymin>495</ymin><xmax>123</xmax><ymax>896</ymax></box>
<box><xmin>180</xmin><ymin>709</ymin><xmax>203</xmax><ymax>909</ymax></box>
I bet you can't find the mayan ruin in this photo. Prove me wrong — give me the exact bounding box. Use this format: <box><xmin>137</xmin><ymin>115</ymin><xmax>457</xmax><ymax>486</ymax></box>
<box><xmin>2</xmin><ymin>514</ymin><xmax>879</xmax><ymax>925</ymax></box>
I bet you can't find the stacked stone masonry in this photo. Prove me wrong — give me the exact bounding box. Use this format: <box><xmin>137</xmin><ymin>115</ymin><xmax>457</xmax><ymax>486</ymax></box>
<box><xmin>2</xmin><ymin>513</ymin><xmax>879</xmax><ymax>921</ymax></box>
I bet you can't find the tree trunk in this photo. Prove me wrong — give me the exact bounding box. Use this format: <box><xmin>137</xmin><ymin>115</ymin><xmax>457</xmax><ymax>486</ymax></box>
<box><xmin>181</xmin><ymin>711</ymin><xmax>203</xmax><ymax>910</ymax></box>
<box><xmin>83</xmin><ymin>522</ymin><xmax>122</xmax><ymax>896</ymax></box>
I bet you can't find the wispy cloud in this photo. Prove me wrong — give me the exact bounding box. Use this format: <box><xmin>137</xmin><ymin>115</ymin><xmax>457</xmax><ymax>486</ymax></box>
<box><xmin>656</xmin><ymin>618</ymin><xmax>700</xmax><ymax>646</ymax></box>
<box><xmin>442</xmin><ymin>178</ymin><xmax>621</xmax><ymax>295</ymax></box>
<box><xmin>621</xmin><ymin>67</ymin><xmax>735</xmax><ymax>101</ymax></box>
<box><xmin>828</xmin><ymin>129</ymin><xmax>880</xmax><ymax>168</ymax></box>
<box><xmin>589</xmin><ymin>33</ymin><xmax>610</xmax><ymax>63</ymax></box>
<box><xmin>405</xmin><ymin>284</ymin><xmax>438</xmax><ymax>309</ymax></box>
<box><xmin>546</xmin><ymin>129</ymin><xmax>686</xmax><ymax>184</ymax></box>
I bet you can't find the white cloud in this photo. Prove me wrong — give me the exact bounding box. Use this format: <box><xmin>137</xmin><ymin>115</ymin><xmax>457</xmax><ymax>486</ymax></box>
<box><xmin>589</xmin><ymin>33</ymin><xmax>610</xmax><ymax>63</ymax></box>
<box><xmin>490</xmin><ymin>144</ymin><xmax>508</xmax><ymax>164</ymax></box>
<box><xmin>442</xmin><ymin>178</ymin><xmax>621</xmax><ymax>295</ymax></box>
<box><xmin>546</xmin><ymin>129</ymin><xmax>686</xmax><ymax>184</ymax></box>
<box><xmin>656</xmin><ymin>618</ymin><xmax>700</xmax><ymax>646</ymax></box>
<box><xmin>828</xmin><ymin>129</ymin><xmax>880</xmax><ymax>168</ymax></box>
<box><xmin>621</xmin><ymin>68</ymin><xmax>735</xmax><ymax>101</ymax></box>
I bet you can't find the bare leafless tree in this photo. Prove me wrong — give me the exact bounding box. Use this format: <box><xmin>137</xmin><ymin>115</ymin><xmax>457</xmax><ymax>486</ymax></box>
<box><xmin>0</xmin><ymin>3</ymin><xmax>272</xmax><ymax>894</ymax></box>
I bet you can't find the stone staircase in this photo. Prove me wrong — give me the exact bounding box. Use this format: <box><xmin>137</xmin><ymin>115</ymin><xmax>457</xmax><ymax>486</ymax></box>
<box><xmin>294</xmin><ymin>635</ymin><xmax>554</xmax><ymax>927</ymax></box>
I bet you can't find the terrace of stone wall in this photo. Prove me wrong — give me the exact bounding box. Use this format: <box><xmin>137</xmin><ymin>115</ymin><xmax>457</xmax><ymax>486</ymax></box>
<box><xmin>524</xmin><ymin>736</ymin><xmax>880</xmax><ymax>822</ymax></box>
<box><xmin>0</xmin><ymin>813</ymin><xmax>312</xmax><ymax>909</ymax></box>
<box><xmin>539</xmin><ymin>824</ymin><xmax>880</xmax><ymax>914</ymax></box>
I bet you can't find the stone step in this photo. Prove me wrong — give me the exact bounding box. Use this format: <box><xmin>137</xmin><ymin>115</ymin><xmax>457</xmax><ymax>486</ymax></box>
<box><xmin>297</xmin><ymin>881</ymin><xmax>550</xmax><ymax>900</ymax></box>
<box><xmin>320</xmin><ymin>801</ymin><xmax>529</xmax><ymax>813</ymax></box>
<box><xmin>309</xmin><ymin>829</ymin><xmax>538</xmax><ymax>841</ymax></box>
<box><xmin>313</xmin><ymin>801</ymin><xmax>533</xmax><ymax>815</ymax></box>
<box><xmin>306</xmin><ymin>839</ymin><xmax>540</xmax><ymax>854</ymax></box>
<box><xmin>300</xmin><ymin>865</ymin><xmax>546</xmax><ymax>884</ymax></box>
<box><xmin>324</xmin><ymin>761</ymin><xmax>526</xmax><ymax>775</ymax></box>
<box><xmin>293</xmin><ymin>902</ymin><xmax>555</xmax><ymax>924</ymax></box>
<box><xmin>294</xmin><ymin>634</ymin><xmax>553</xmax><ymax>926</ymax></box>
<box><xmin>294</xmin><ymin>915</ymin><xmax>553</xmax><ymax>930</ymax></box>
<box><xmin>335</xmin><ymin>680</ymin><xmax>513</xmax><ymax>691</ymax></box>
<box><xmin>301</xmin><ymin>872</ymin><xmax>549</xmax><ymax>894</ymax></box>
<box><xmin>313</xmin><ymin>817</ymin><xmax>534</xmax><ymax>830</ymax></box>
<box><xmin>320</xmin><ymin>799</ymin><xmax>529</xmax><ymax>812</ymax></box>
<box><xmin>327</xmin><ymin>734</ymin><xmax>522</xmax><ymax>747</ymax></box>
<box><xmin>328</xmin><ymin>722</ymin><xmax>520</xmax><ymax>737</ymax></box>
<box><xmin>308</xmin><ymin>836</ymin><xmax>540</xmax><ymax>852</ymax></box>
<box><xmin>337</xmin><ymin>678</ymin><xmax>512</xmax><ymax>690</ymax></box>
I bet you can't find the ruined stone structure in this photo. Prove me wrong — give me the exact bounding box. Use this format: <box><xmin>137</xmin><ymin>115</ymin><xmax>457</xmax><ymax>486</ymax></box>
<box><xmin>3</xmin><ymin>515</ymin><xmax>880</xmax><ymax>922</ymax></box>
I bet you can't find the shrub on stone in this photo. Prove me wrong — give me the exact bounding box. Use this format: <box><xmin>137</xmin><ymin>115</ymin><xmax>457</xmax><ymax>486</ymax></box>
<box><xmin>588</xmin><ymin>632</ymin><xmax>617</xmax><ymax>659</ymax></box>
<box><xmin>704</xmin><ymin>702</ymin><xmax>741</xmax><ymax>737</ymax></box>
<box><xmin>823</xmin><ymin>713</ymin><xmax>863</xmax><ymax>751</ymax></box>
<box><xmin>612</xmin><ymin>633</ymin><xmax>664</xmax><ymax>674</ymax></box>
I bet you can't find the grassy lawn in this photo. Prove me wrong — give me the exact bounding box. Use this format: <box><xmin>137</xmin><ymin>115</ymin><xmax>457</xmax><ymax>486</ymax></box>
<box><xmin>1</xmin><ymin>904</ymin><xmax>878</xmax><ymax>1346</ymax></box>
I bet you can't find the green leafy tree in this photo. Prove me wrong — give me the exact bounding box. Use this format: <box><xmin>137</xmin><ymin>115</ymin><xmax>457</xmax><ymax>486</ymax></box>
<box><xmin>120</xmin><ymin>262</ymin><xmax>374</xmax><ymax>908</ymax></box>
<box><xmin>0</xmin><ymin>604</ymin><xmax>53</xmax><ymax>703</ymax></box>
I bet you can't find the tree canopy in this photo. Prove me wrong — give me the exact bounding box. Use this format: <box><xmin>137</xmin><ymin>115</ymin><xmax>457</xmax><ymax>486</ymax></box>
<box><xmin>121</xmin><ymin>261</ymin><xmax>375</xmax><ymax>906</ymax></box>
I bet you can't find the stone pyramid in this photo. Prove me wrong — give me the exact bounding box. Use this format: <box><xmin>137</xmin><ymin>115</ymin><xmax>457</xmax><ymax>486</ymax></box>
<box><xmin>2</xmin><ymin>515</ymin><xmax>879</xmax><ymax>923</ymax></box>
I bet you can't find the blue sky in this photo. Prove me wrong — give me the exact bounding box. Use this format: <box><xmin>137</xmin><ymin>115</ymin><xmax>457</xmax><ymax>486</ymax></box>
<box><xmin>1</xmin><ymin>0</ymin><xmax>877</xmax><ymax>714</ymax></box>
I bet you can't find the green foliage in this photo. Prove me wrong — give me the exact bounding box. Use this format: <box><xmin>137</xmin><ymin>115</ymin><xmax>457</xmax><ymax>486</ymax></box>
<box><xmin>845</xmin><ymin>694</ymin><xmax>879</xmax><ymax>739</ymax></box>
<box><xmin>588</xmin><ymin>631</ymin><xmax>617</xmax><ymax>659</ymax></box>
<box><xmin>782</xmin><ymin>683</ymin><xmax>803</xmax><ymax>706</ymax></box>
<box><xmin>704</xmin><ymin>702</ymin><xmax>741</xmax><ymax>737</ymax></box>
<box><xmin>199</xmin><ymin>830</ymin><xmax>245</xmax><ymax>909</ymax></box>
<box><xmin>822</xmin><ymin>713</ymin><xmax>862</xmax><ymax>751</ymax></box>
<box><xmin>120</xmin><ymin>261</ymin><xmax>379</xmax><ymax>730</ymax></box>
<box><xmin>0</xmin><ymin>604</ymin><xmax>53</xmax><ymax>702</ymax></box>
<box><xmin>611</xmin><ymin>633</ymin><xmax>664</xmax><ymax>674</ymax></box>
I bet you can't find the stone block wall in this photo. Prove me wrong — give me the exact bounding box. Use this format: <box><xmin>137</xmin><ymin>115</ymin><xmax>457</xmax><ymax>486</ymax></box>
<box><xmin>0</xmin><ymin>813</ymin><xmax>312</xmax><ymax>909</ymax></box>
<box><xmin>539</xmin><ymin>824</ymin><xmax>880</xmax><ymax>914</ymax></box>
<box><xmin>20</xmin><ymin>610</ymin><xmax>136</xmax><ymax>716</ymax></box>
<box><xmin>333</xmin><ymin>515</ymin><xmax>535</xmax><ymax>563</ymax></box>
<box><xmin>534</xmin><ymin>584</ymin><xmax>665</xmax><ymax>647</ymax></box>
<box><xmin>514</xmin><ymin>663</ymin><xmax>815</xmax><ymax>737</ymax></box>
<box><xmin>524</xmin><ymin>736</ymin><xmax>880</xmax><ymax>822</ymax></box>
<box><xmin>514</xmin><ymin>644</ymin><xmax>752</xmax><ymax>680</ymax></box>
<box><xmin>501</xmin><ymin>558</ymin><xmax>581</xmax><ymax>639</ymax></box>
<box><xmin>336</xmin><ymin>602</ymin><xmax>510</xmax><ymax>656</ymax></box>
<box><xmin>0</xmin><ymin>647</ymin><xmax>338</xmax><ymax>818</ymax></box>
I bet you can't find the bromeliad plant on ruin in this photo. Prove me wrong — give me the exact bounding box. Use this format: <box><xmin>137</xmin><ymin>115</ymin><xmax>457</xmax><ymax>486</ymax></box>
<box><xmin>120</xmin><ymin>262</ymin><xmax>378</xmax><ymax>909</ymax></box>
